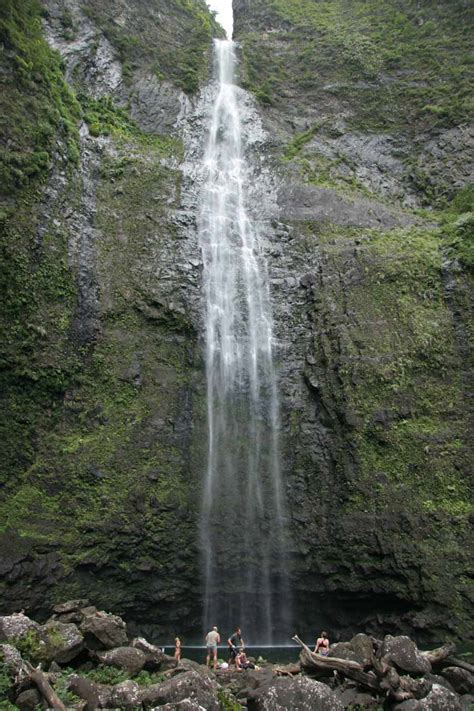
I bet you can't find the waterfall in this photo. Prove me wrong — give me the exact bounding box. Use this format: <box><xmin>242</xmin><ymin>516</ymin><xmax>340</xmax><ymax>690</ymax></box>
<box><xmin>198</xmin><ymin>40</ymin><xmax>291</xmax><ymax>644</ymax></box>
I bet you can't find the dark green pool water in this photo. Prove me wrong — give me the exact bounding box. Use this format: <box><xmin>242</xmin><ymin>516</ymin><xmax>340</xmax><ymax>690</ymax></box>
<box><xmin>163</xmin><ymin>646</ymin><xmax>301</xmax><ymax>665</ymax></box>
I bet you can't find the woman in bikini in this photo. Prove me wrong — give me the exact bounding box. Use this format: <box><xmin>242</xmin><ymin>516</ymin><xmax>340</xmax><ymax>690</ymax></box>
<box><xmin>314</xmin><ymin>630</ymin><xmax>330</xmax><ymax>655</ymax></box>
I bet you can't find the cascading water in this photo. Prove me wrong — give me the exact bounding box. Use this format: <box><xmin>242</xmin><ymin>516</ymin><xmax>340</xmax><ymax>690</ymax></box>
<box><xmin>198</xmin><ymin>39</ymin><xmax>291</xmax><ymax>644</ymax></box>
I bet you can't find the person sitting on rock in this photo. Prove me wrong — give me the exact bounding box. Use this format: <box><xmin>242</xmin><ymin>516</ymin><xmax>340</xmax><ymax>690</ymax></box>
<box><xmin>174</xmin><ymin>636</ymin><xmax>181</xmax><ymax>662</ymax></box>
<box><xmin>228</xmin><ymin>626</ymin><xmax>244</xmax><ymax>665</ymax></box>
<box><xmin>315</xmin><ymin>631</ymin><xmax>330</xmax><ymax>655</ymax></box>
<box><xmin>235</xmin><ymin>649</ymin><xmax>255</xmax><ymax>670</ymax></box>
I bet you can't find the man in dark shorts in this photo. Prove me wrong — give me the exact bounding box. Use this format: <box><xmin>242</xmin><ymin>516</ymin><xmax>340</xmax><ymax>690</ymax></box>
<box><xmin>227</xmin><ymin>626</ymin><xmax>244</xmax><ymax>664</ymax></box>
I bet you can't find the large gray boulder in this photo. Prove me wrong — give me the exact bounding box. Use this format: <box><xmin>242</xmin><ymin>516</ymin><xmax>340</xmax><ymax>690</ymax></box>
<box><xmin>40</xmin><ymin>620</ymin><xmax>84</xmax><ymax>663</ymax></box>
<box><xmin>0</xmin><ymin>614</ymin><xmax>40</xmax><ymax>643</ymax></box>
<box><xmin>350</xmin><ymin>633</ymin><xmax>374</xmax><ymax>666</ymax></box>
<box><xmin>441</xmin><ymin>667</ymin><xmax>474</xmax><ymax>695</ymax></box>
<box><xmin>14</xmin><ymin>688</ymin><xmax>42</xmax><ymax>711</ymax></box>
<box><xmin>96</xmin><ymin>646</ymin><xmax>146</xmax><ymax>676</ymax></box>
<box><xmin>0</xmin><ymin>643</ymin><xmax>24</xmax><ymax>676</ymax></box>
<box><xmin>53</xmin><ymin>599</ymin><xmax>90</xmax><ymax>615</ymax></box>
<box><xmin>80</xmin><ymin>611</ymin><xmax>128</xmax><ymax>650</ymax></box>
<box><xmin>247</xmin><ymin>676</ymin><xmax>344</xmax><ymax>711</ymax></box>
<box><xmin>132</xmin><ymin>637</ymin><xmax>166</xmax><ymax>670</ymax></box>
<box><xmin>140</xmin><ymin>669</ymin><xmax>219</xmax><ymax>710</ymax></box>
<box><xmin>393</xmin><ymin>683</ymin><xmax>462</xmax><ymax>710</ymax></box>
<box><xmin>109</xmin><ymin>680</ymin><xmax>142</xmax><ymax>709</ymax></box>
<box><xmin>380</xmin><ymin>635</ymin><xmax>432</xmax><ymax>676</ymax></box>
<box><xmin>328</xmin><ymin>641</ymin><xmax>356</xmax><ymax>661</ymax></box>
<box><xmin>68</xmin><ymin>674</ymin><xmax>112</xmax><ymax>709</ymax></box>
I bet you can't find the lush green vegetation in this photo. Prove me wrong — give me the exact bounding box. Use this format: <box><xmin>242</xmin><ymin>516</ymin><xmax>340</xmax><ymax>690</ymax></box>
<box><xmin>0</xmin><ymin>0</ymin><xmax>80</xmax><ymax>195</ymax></box>
<box><xmin>0</xmin><ymin>0</ymin><xmax>207</xmax><ymax>633</ymax></box>
<box><xmin>300</xmin><ymin>221</ymin><xmax>472</xmax><ymax>516</ymax></box>
<box><xmin>80</xmin><ymin>0</ymin><xmax>224</xmax><ymax>93</ymax></box>
<box><xmin>239</xmin><ymin>0</ymin><xmax>473</xmax><ymax>131</ymax></box>
<box><xmin>0</xmin><ymin>0</ymin><xmax>82</xmax><ymax>483</ymax></box>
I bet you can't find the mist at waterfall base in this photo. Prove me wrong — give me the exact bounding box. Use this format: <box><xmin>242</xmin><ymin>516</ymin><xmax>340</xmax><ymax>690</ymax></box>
<box><xmin>197</xmin><ymin>40</ymin><xmax>292</xmax><ymax>645</ymax></box>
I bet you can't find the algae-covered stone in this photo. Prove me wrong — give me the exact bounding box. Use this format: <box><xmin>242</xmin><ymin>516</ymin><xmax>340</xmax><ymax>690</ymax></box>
<box><xmin>40</xmin><ymin>620</ymin><xmax>84</xmax><ymax>664</ymax></box>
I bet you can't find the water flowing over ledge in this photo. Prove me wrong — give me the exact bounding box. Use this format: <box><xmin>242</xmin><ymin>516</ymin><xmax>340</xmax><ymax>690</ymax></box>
<box><xmin>197</xmin><ymin>40</ymin><xmax>292</xmax><ymax>644</ymax></box>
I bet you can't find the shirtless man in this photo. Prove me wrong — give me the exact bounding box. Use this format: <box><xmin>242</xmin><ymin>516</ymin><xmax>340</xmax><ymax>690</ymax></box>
<box><xmin>205</xmin><ymin>626</ymin><xmax>220</xmax><ymax>670</ymax></box>
<box><xmin>315</xmin><ymin>630</ymin><xmax>330</xmax><ymax>655</ymax></box>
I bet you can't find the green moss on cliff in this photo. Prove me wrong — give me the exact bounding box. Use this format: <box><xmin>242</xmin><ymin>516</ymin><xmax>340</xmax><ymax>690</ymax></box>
<box><xmin>305</xmin><ymin>223</ymin><xmax>472</xmax><ymax>516</ymax></box>
<box><xmin>238</xmin><ymin>0</ymin><xmax>472</xmax><ymax>131</ymax></box>
<box><xmin>0</xmin><ymin>0</ymin><xmax>80</xmax><ymax>194</ymax></box>
<box><xmin>81</xmin><ymin>0</ymin><xmax>224</xmax><ymax>93</ymax></box>
<box><xmin>0</xmin><ymin>0</ymin><xmax>82</xmax><ymax>481</ymax></box>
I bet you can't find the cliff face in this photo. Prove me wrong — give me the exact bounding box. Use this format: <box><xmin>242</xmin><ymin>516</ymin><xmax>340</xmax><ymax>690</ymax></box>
<box><xmin>234</xmin><ymin>0</ymin><xmax>473</xmax><ymax>641</ymax></box>
<box><xmin>0</xmin><ymin>0</ymin><xmax>221</xmax><ymax>639</ymax></box>
<box><xmin>0</xmin><ymin>0</ymin><xmax>472</xmax><ymax>643</ymax></box>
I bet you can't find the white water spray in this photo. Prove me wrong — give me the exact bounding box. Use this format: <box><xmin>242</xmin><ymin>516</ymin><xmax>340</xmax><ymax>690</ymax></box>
<box><xmin>198</xmin><ymin>40</ymin><xmax>290</xmax><ymax>643</ymax></box>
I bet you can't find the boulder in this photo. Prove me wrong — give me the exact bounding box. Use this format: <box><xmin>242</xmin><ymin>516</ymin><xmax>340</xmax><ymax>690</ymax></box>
<box><xmin>337</xmin><ymin>686</ymin><xmax>380</xmax><ymax>708</ymax></box>
<box><xmin>14</xmin><ymin>688</ymin><xmax>42</xmax><ymax>711</ymax></box>
<box><xmin>154</xmin><ymin>702</ymin><xmax>208</xmax><ymax>710</ymax></box>
<box><xmin>53</xmin><ymin>599</ymin><xmax>90</xmax><ymax>614</ymax></box>
<box><xmin>109</xmin><ymin>680</ymin><xmax>142</xmax><ymax>709</ymax></box>
<box><xmin>132</xmin><ymin>637</ymin><xmax>166</xmax><ymax>669</ymax></box>
<box><xmin>350</xmin><ymin>633</ymin><xmax>374</xmax><ymax>666</ymax></box>
<box><xmin>40</xmin><ymin>621</ymin><xmax>84</xmax><ymax>663</ymax></box>
<box><xmin>140</xmin><ymin>669</ymin><xmax>219</xmax><ymax>710</ymax></box>
<box><xmin>68</xmin><ymin>674</ymin><xmax>112</xmax><ymax>710</ymax></box>
<box><xmin>441</xmin><ymin>667</ymin><xmax>474</xmax><ymax>695</ymax></box>
<box><xmin>247</xmin><ymin>676</ymin><xmax>344</xmax><ymax>711</ymax></box>
<box><xmin>460</xmin><ymin>694</ymin><xmax>474</xmax><ymax>710</ymax></box>
<box><xmin>328</xmin><ymin>641</ymin><xmax>357</xmax><ymax>661</ymax></box>
<box><xmin>80</xmin><ymin>611</ymin><xmax>128</xmax><ymax>650</ymax></box>
<box><xmin>425</xmin><ymin>673</ymin><xmax>455</xmax><ymax>693</ymax></box>
<box><xmin>96</xmin><ymin>646</ymin><xmax>146</xmax><ymax>676</ymax></box>
<box><xmin>0</xmin><ymin>643</ymin><xmax>24</xmax><ymax>676</ymax></box>
<box><xmin>380</xmin><ymin>635</ymin><xmax>432</xmax><ymax>676</ymax></box>
<box><xmin>0</xmin><ymin>614</ymin><xmax>40</xmax><ymax>643</ymax></box>
<box><xmin>393</xmin><ymin>683</ymin><xmax>462</xmax><ymax>710</ymax></box>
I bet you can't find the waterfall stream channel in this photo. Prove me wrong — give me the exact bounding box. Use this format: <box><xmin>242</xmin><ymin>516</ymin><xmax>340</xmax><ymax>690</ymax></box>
<box><xmin>197</xmin><ymin>39</ymin><xmax>291</xmax><ymax>644</ymax></box>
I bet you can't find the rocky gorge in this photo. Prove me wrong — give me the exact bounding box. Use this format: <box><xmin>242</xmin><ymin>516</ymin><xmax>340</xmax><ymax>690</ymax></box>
<box><xmin>0</xmin><ymin>0</ymin><xmax>473</xmax><ymax>667</ymax></box>
<box><xmin>1</xmin><ymin>602</ymin><xmax>474</xmax><ymax>710</ymax></box>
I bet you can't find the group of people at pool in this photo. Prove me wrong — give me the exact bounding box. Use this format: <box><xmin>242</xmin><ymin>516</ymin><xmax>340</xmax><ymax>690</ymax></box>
<box><xmin>204</xmin><ymin>625</ymin><xmax>253</xmax><ymax>670</ymax></box>
<box><xmin>201</xmin><ymin>626</ymin><xmax>330</xmax><ymax>671</ymax></box>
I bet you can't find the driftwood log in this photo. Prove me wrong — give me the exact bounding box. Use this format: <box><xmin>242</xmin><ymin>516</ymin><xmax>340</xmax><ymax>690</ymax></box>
<box><xmin>13</xmin><ymin>659</ymin><xmax>67</xmax><ymax>711</ymax></box>
<box><xmin>292</xmin><ymin>634</ymin><xmax>436</xmax><ymax>704</ymax></box>
<box><xmin>421</xmin><ymin>642</ymin><xmax>456</xmax><ymax>665</ymax></box>
<box><xmin>443</xmin><ymin>656</ymin><xmax>474</xmax><ymax>674</ymax></box>
<box><xmin>292</xmin><ymin>635</ymin><xmax>381</xmax><ymax>692</ymax></box>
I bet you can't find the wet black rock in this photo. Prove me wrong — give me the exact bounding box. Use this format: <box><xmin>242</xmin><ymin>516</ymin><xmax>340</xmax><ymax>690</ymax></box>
<box><xmin>247</xmin><ymin>676</ymin><xmax>344</xmax><ymax>711</ymax></box>
<box><xmin>440</xmin><ymin>667</ymin><xmax>474</xmax><ymax>695</ymax></box>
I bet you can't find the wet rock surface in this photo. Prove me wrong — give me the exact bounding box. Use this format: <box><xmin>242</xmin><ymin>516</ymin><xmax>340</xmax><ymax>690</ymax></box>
<box><xmin>381</xmin><ymin>635</ymin><xmax>432</xmax><ymax>676</ymax></box>
<box><xmin>247</xmin><ymin>675</ymin><xmax>344</xmax><ymax>710</ymax></box>
<box><xmin>1</xmin><ymin>604</ymin><xmax>472</xmax><ymax>711</ymax></box>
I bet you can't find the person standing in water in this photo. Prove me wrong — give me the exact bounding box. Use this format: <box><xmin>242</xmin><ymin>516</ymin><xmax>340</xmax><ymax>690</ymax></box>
<box><xmin>174</xmin><ymin>636</ymin><xmax>181</xmax><ymax>661</ymax></box>
<box><xmin>205</xmin><ymin>626</ymin><xmax>220</xmax><ymax>670</ymax></box>
<box><xmin>315</xmin><ymin>631</ymin><xmax>330</xmax><ymax>655</ymax></box>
